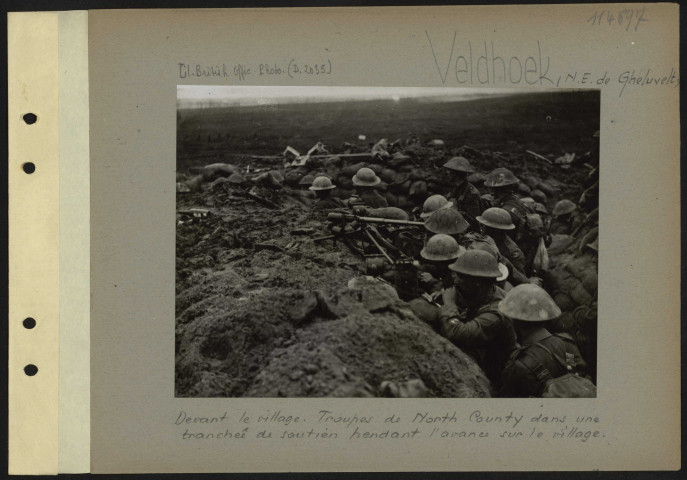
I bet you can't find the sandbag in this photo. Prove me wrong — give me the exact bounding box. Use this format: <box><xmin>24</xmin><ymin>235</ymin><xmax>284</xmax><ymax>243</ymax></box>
<box><xmin>367</xmin><ymin>163</ymin><xmax>384</xmax><ymax>175</ymax></box>
<box><xmin>569</xmin><ymin>281</ymin><xmax>594</xmax><ymax>307</ymax></box>
<box><xmin>323</xmin><ymin>156</ymin><xmax>343</xmax><ymax>169</ymax></box>
<box><xmin>341</xmin><ymin>161</ymin><xmax>367</xmax><ymax>176</ymax></box>
<box><xmin>366</xmin><ymin>207</ymin><xmax>409</xmax><ymax>221</ymax></box>
<box><xmin>536</xmin><ymin>181</ymin><xmax>558</xmax><ymax>197</ymax></box>
<box><xmin>380</xmin><ymin>168</ymin><xmax>397</xmax><ymax>184</ymax></box>
<box><xmin>523</xmin><ymin>175</ymin><xmax>541</xmax><ymax>189</ymax></box>
<box><xmin>518</xmin><ymin>182</ymin><xmax>532</xmax><ymax>195</ymax></box>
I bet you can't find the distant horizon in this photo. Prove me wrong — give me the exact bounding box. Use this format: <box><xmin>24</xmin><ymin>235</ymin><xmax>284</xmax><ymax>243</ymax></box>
<box><xmin>176</xmin><ymin>86</ymin><xmax>551</xmax><ymax>109</ymax></box>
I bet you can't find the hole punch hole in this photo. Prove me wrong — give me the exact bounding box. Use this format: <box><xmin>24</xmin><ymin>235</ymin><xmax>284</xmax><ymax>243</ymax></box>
<box><xmin>22</xmin><ymin>113</ymin><xmax>37</xmax><ymax>125</ymax></box>
<box><xmin>24</xmin><ymin>364</ymin><xmax>38</xmax><ymax>376</ymax></box>
<box><xmin>23</xmin><ymin>317</ymin><xmax>36</xmax><ymax>329</ymax></box>
<box><xmin>22</xmin><ymin>162</ymin><xmax>36</xmax><ymax>174</ymax></box>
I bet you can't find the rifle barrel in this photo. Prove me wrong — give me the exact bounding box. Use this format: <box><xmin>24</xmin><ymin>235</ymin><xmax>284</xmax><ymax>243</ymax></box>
<box><xmin>356</xmin><ymin>216</ymin><xmax>424</xmax><ymax>226</ymax></box>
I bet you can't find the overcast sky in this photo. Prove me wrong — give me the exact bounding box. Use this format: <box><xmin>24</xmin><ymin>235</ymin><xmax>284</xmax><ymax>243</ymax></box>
<box><xmin>177</xmin><ymin>86</ymin><xmax>525</xmax><ymax>107</ymax></box>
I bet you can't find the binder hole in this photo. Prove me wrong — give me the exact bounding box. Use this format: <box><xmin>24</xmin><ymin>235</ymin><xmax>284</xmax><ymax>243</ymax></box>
<box><xmin>22</xmin><ymin>162</ymin><xmax>36</xmax><ymax>174</ymax></box>
<box><xmin>24</xmin><ymin>364</ymin><xmax>38</xmax><ymax>376</ymax></box>
<box><xmin>23</xmin><ymin>317</ymin><xmax>36</xmax><ymax>329</ymax></box>
<box><xmin>23</xmin><ymin>113</ymin><xmax>38</xmax><ymax>125</ymax></box>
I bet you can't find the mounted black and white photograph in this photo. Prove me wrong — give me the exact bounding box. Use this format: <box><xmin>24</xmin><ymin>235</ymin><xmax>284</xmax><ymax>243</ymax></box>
<box><xmin>175</xmin><ymin>86</ymin><xmax>599</xmax><ymax>398</ymax></box>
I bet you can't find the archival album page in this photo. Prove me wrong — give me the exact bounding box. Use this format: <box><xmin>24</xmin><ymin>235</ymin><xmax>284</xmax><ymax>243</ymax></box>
<box><xmin>8</xmin><ymin>4</ymin><xmax>681</xmax><ymax>474</ymax></box>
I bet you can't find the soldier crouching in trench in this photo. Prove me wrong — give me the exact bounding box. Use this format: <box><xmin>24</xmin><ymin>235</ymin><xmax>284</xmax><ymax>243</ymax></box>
<box><xmin>309</xmin><ymin>175</ymin><xmax>345</xmax><ymax>210</ymax></box>
<box><xmin>498</xmin><ymin>284</ymin><xmax>593</xmax><ymax>398</ymax></box>
<box><xmin>438</xmin><ymin>250</ymin><xmax>517</xmax><ymax>392</ymax></box>
<box><xmin>406</xmin><ymin>234</ymin><xmax>465</xmax><ymax>332</ymax></box>
<box><xmin>350</xmin><ymin>167</ymin><xmax>389</xmax><ymax>208</ymax></box>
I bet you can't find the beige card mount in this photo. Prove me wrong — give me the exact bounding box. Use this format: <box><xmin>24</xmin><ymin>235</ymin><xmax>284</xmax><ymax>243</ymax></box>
<box><xmin>7</xmin><ymin>4</ymin><xmax>681</xmax><ymax>474</ymax></box>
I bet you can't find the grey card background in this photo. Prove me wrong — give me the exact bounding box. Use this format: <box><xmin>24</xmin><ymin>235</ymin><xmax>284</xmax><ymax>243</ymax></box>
<box><xmin>90</xmin><ymin>6</ymin><xmax>680</xmax><ymax>473</ymax></box>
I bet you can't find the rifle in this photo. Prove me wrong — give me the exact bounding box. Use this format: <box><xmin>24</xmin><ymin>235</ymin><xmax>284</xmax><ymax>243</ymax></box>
<box><xmin>313</xmin><ymin>208</ymin><xmax>424</xmax><ymax>299</ymax></box>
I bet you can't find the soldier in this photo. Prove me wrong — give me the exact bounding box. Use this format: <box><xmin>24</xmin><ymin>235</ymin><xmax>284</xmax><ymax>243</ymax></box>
<box><xmin>407</xmin><ymin>234</ymin><xmax>465</xmax><ymax>331</ymax></box>
<box><xmin>463</xmin><ymin>224</ymin><xmax>529</xmax><ymax>287</ymax></box>
<box><xmin>439</xmin><ymin>250</ymin><xmax>518</xmax><ymax>389</ymax></box>
<box><xmin>550</xmin><ymin>199</ymin><xmax>579</xmax><ymax>235</ymax></box>
<box><xmin>418</xmin><ymin>194</ymin><xmax>453</xmax><ymax>221</ymax></box>
<box><xmin>498</xmin><ymin>284</ymin><xmax>591</xmax><ymax>398</ymax></box>
<box><xmin>309</xmin><ymin>176</ymin><xmax>345</xmax><ymax>210</ymax></box>
<box><xmin>484</xmin><ymin>167</ymin><xmax>529</xmax><ymax>236</ymax></box>
<box><xmin>467</xmin><ymin>241</ymin><xmax>511</xmax><ymax>292</ymax></box>
<box><xmin>351</xmin><ymin>167</ymin><xmax>388</xmax><ymax>208</ymax></box>
<box><xmin>423</xmin><ymin>207</ymin><xmax>470</xmax><ymax>247</ymax></box>
<box><xmin>519</xmin><ymin>212</ymin><xmax>551</xmax><ymax>276</ymax></box>
<box><xmin>476</xmin><ymin>207</ymin><xmax>528</xmax><ymax>279</ymax></box>
<box><xmin>442</xmin><ymin>156</ymin><xmax>482</xmax><ymax>227</ymax></box>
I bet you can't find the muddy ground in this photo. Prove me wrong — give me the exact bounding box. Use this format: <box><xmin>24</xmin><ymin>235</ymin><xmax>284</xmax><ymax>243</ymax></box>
<box><xmin>175</xmin><ymin>91</ymin><xmax>599</xmax><ymax>397</ymax></box>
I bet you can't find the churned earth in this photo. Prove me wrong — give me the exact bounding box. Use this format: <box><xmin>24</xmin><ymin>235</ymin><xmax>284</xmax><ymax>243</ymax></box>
<box><xmin>175</xmin><ymin>91</ymin><xmax>599</xmax><ymax>397</ymax></box>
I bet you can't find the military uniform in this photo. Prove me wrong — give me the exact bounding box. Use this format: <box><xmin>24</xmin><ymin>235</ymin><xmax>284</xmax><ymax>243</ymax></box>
<box><xmin>359</xmin><ymin>189</ymin><xmax>389</xmax><ymax>208</ymax></box>
<box><xmin>500</xmin><ymin>329</ymin><xmax>588</xmax><ymax>397</ymax></box>
<box><xmin>493</xmin><ymin>234</ymin><xmax>527</xmax><ymax>278</ymax></box>
<box><xmin>463</xmin><ymin>232</ymin><xmax>529</xmax><ymax>286</ymax></box>
<box><xmin>495</xmin><ymin>193</ymin><xmax>529</xmax><ymax>234</ymax></box>
<box><xmin>448</xmin><ymin>181</ymin><xmax>482</xmax><ymax>226</ymax></box>
<box><xmin>440</xmin><ymin>286</ymin><xmax>517</xmax><ymax>389</ymax></box>
<box><xmin>312</xmin><ymin>197</ymin><xmax>345</xmax><ymax>210</ymax></box>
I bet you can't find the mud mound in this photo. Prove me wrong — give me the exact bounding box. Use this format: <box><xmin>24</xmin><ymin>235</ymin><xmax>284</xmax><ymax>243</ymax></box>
<box><xmin>177</xmin><ymin>270</ymin><xmax>491</xmax><ymax>398</ymax></box>
<box><xmin>247</xmin><ymin>303</ymin><xmax>491</xmax><ymax>398</ymax></box>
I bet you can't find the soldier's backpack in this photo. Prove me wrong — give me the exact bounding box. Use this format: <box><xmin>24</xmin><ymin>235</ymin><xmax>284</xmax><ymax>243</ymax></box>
<box><xmin>519</xmin><ymin>340</ymin><xmax>596</xmax><ymax>398</ymax></box>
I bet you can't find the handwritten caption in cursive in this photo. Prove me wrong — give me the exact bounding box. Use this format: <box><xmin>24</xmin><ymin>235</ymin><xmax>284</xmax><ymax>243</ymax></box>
<box><xmin>424</xmin><ymin>33</ymin><xmax>679</xmax><ymax>97</ymax></box>
<box><xmin>174</xmin><ymin>409</ymin><xmax>606</xmax><ymax>443</ymax></box>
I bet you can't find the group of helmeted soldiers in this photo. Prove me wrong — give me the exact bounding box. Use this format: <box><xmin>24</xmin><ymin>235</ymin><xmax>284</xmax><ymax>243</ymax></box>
<box><xmin>307</xmin><ymin>157</ymin><xmax>594</xmax><ymax>397</ymax></box>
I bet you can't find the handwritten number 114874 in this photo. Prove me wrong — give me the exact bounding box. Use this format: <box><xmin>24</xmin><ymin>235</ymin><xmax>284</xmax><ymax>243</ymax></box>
<box><xmin>587</xmin><ymin>7</ymin><xmax>648</xmax><ymax>32</ymax></box>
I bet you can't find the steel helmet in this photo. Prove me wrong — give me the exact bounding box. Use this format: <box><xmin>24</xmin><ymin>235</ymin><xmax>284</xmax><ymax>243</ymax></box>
<box><xmin>421</xmin><ymin>234</ymin><xmax>466</xmax><ymax>261</ymax></box>
<box><xmin>448</xmin><ymin>249</ymin><xmax>502</xmax><ymax>278</ymax></box>
<box><xmin>476</xmin><ymin>207</ymin><xmax>516</xmax><ymax>230</ymax></box>
<box><xmin>352</xmin><ymin>167</ymin><xmax>381</xmax><ymax>186</ymax></box>
<box><xmin>484</xmin><ymin>167</ymin><xmax>519</xmax><ymax>187</ymax></box>
<box><xmin>227</xmin><ymin>173</ymin><xmax>245</xmax><ymax>184</ymax></box>
<box><xmin>520</xmin><ymin>197</ymin><xmax>535</xmax><ymax>205</ymax></box>
<box><xmin>299</xmin><ymin>173</ymin><xmax>315</xmax><ymax>186</ymax></box>
<box><xmin>443</xmin><ymin>156</ymin><xmax>476</xmax><ymax>173</ymax></box>
<box><xmin>425</xmin><ymin>208</ymin><xmax>470</xmax><ymax>235</ymax></box>
<box><xmin>552</xmin><ymin>199</ymin><xmax>577</xmax><ymax>217</ymax></box>
<box><xmin>531</xmin><ymin>189</ymin><xmax>548</xmax><ymax>204</ymax></box>
<box><xmin>467</xmin><ymin>241</ymin><xmax>508</xmax><ymax>281</ymax></box>
<box><xmin>498</xmin><ymin>284</ymin><xmax>562</xmax><ymax>321</ymax></box>
<box><xmin>309</xmin><ymin>176</ymin><xmax>336</xmax><ymax>191</ymax></box>
<box><xmin>496</xmin><ymin>263</ymin><xmax>509</xmax><ymax>282</ymax></box>
<box><xmin>533</xmin><ymin>202</ymin><xmax>549</xmax><ymax>215</ymax></box>
<box><xmin>467</xmin><ymin>237</ymin><xmax>501</xmax><ymax>260</ymax></box>
<box><xmin>420</xmin><ymin>195</ymin><xmax>453</xmax><ymax>219</ymax></box>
